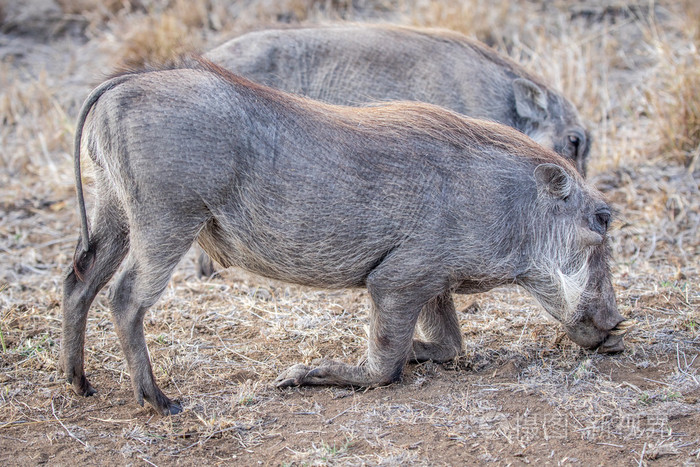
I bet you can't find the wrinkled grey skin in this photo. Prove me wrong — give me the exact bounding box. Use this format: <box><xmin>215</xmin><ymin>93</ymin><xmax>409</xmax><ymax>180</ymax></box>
<box><xmin>206</xmin><ymin>25</ymin><xmax>590</xmax><ymax>175</ymax></box>
<box><xmin>61</xmin><ymin>58</ymin><xmax>626</xmax><ymax>416</ymax></box>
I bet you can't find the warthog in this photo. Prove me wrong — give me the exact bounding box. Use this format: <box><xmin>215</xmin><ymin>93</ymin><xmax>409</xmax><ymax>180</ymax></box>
<box><xmin>206</xmin><ymin>25</ymin><xmax>590</xmax><ymax>175</ymax></box>
<box><xmin>62</xmin><ymin>58</ymin><xmax>629</xmax><ymax>416</ymax></box>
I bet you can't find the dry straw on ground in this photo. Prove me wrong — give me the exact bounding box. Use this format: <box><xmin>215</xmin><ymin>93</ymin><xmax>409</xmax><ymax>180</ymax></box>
<box><xmin>0</xmin><ymin>0</ymin><xmax>698</xmax><ymax>465</ymax></box>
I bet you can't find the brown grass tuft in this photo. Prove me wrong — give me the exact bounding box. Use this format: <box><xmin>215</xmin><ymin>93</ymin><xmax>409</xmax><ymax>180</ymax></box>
<box><xmin>250</xmin><ymin>0</ymin><xmax>394</xmax><ymax>24</ymax></box>
<box><xmin>647</xmin><ymin>40</ymin><xmax>700</xmax><ymax>166</ymax></box>
<box><xmin>117</xmin><ymin>12</ymin><xmax>203</xmax><ymax>69</ymax></box>
<box><xmin>169</xmin><ymin>0</ymin><xmax>211</xmax><ymax>30</ymax></box>
<box><xmin>56</xmin><ymin>0</ymin><xmax>144</xmax><ymax>16</ymax></box>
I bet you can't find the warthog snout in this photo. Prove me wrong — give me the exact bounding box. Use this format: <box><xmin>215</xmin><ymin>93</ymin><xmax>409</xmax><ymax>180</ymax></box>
<box><xmin>597</xmin><ymin>319</ymin><xmax>634</xmax><ymax>353</ymax></box>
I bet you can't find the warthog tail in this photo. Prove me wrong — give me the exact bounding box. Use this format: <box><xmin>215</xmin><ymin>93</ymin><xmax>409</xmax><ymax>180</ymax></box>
<box><xmin>72</xmin><ymin>74</ymin><xmax>133</xmax><ymax>279</ymax></box>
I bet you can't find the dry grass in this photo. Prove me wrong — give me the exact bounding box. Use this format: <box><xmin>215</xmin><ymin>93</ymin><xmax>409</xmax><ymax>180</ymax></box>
<box><xmin>406</xmin><ymin>0</ymin><xmax>527</xmax><ymax>48</ymax></box>
<box><xmin>0</xmin><ymin>0</ymin><xmax>699</xmax><ymax>465</ymax></box>
<box><xmin>114</xmin><ymin>12</ymin><xmax>202</xmax><ymax>68</ymax></box>
<box><xmin>647</xmin><ymin>38</ymin><xmax>700</xmax><ymax>165</ymax></box>
<box><xmin>56</xmin><ymin>0</ymin><xmax>144</xmax><ymax>16</ymax></box>
<box><xmin>102</xmin><ymin>0</ymin><xmax>386</xmax><ymax>69</ymax></box>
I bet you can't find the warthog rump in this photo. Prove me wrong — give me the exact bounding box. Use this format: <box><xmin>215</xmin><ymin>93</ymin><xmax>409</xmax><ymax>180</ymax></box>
<box><xmin>61</xmin><ymin>58</ymin><xmax>627</xmax><ymax>416</ymax></box>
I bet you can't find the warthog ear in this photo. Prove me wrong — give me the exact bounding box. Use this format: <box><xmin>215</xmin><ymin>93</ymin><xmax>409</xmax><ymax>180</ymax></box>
<box><xmin>513</xmin><ymin>78</ymin><xmax>549</xmax><ymax>122</ymax></box>
<box><xmin>534</xmin><ymin>163</ymin><xmax>572</xmax><ymax>200</ymax></box>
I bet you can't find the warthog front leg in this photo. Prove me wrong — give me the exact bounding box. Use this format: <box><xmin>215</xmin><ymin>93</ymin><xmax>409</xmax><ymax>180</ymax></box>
<box><xmin>195</xmin><ymin>246</ymin><xmax>217</xmax><ymax>278</ymax></box>
<box><xmin>411</xmin><ymin>291</ymin><xmax>463</xmax><ymax>363</ymax></box>
<box><xmin>274</xmin><ymin>294</ymin><xmax>421</xmax><ymax>387</ymax></box>
<box><xmin>61</xmin><ymin>192</ymin><xmax>129</xmax><ymax>398</ymax></box>
<box><xmin>276</xmin><ymin>254</ymin><xmax>448</xmax><ymax>388</ymax></box>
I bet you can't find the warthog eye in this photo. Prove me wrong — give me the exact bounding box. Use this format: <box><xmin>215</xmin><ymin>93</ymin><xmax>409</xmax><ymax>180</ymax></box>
<box><xmin>566</xmin><ymin>130</ymin><xmax>586</xmax><ymax>159</ymax></box>
<box><xmin>594</xmin><ymin>208</ymin><xmax>611</xmax><ymax>233</ymax></box>
<box><xmin>567</xmin><ymin>131</ymin><xmax>585</xmax><ymax>158</ymax></box>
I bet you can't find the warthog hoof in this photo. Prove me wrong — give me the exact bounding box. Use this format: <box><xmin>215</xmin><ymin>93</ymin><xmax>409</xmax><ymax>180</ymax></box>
<box><xmin>275</xmin><ymin>364</ymin><xmax>315</xmax><ymax>388</ymax></box>
<box><xmin>275</xmin><ymin>359</ymin><xmax>396</xmax><ymax>388</ymax></box>
<box><xmin>147</xmin><ymin>396</ymin><xmax>183</xmax><ymax>416</ymax></box>
<box><xmin>78</xmin><ymin>381</ymin><xmax>97</xmax><ymax>397</ymax></box>
<box><xmin>275</xmin><ymin>360</ymin><xmax>363</xmax><ymax>387</ymax></box>
<box><xmin>65</xmin><ymin>374</ymin><xmax>97</xmax><ymax>397</ymax></box>
<box><xmin>136</xmin><ymin>384</ymin><xmax>183</xmax><ymax>416</ymax></box>
<box><xmin>162</xmin><ymin>401</ymin><xmax>183</xmax><ymax>416</ymax></box>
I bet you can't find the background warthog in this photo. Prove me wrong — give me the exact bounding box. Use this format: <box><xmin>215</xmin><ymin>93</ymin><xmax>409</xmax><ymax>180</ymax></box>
<box><xmin>62</xmin><ymin>58</ymin><xmax>628</xmax><ymax>416</ymax></box>
<box><xmin>206</xmin><ymin>25</ymin><xmax>590</xmax><ymax>175</ymax></box>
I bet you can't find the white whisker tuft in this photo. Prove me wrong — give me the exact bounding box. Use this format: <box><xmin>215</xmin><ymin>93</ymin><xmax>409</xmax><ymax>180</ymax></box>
<box><xmin>519</xmin><ymin>195</ymin><xmax>594</xmax><ymax>326</ymax></box>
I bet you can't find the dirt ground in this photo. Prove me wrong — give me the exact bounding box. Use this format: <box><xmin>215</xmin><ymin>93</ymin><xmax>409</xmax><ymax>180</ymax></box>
<box><xmin>1</xmin><ymin>0</ymin><xmax>698</xmax><ymax>465</ymax></box>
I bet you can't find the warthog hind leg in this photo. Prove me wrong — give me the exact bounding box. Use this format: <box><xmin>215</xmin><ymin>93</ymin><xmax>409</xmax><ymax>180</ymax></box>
<box><xmin>411</xmin><ymin>291</ymin><xmax>463</xmax><ymax>363</ymax></box>
<box><xmin>61</xmin><ymin>190</ymin><xmax>129</xmax><ymax>398</ymax></box>
<box><xmin>108</xmin><ymin>217</ymin><xmax>202</xmax><ymax>415</ymax></box>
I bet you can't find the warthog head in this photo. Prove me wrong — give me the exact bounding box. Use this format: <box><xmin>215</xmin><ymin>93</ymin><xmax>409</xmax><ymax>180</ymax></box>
<box><xmin>520</xmin><ymin>163</ymin><xmax>630</xmax><ymax>352</ymax></box>
<box><xmin>512</xmin><ymin>78</ymin><xmax>591</xmax><ymax>177</ymax></box>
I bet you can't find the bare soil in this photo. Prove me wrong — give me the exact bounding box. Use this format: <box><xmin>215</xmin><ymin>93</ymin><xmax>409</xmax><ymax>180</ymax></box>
<box><xmin>1</xmin><ymin>1</ymin><xmax>698</xmax><ymax>465</ymax></box>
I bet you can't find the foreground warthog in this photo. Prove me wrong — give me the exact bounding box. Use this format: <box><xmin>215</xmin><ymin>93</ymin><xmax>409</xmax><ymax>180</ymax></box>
<box><xmin>197</xmin><ymin>25</ymin><xmax>595</xmax><ymax>277</ymax></box>
<box><xmin>62</xmin><ymin>58</ymin><xmax>629</xmax><ymax>416</ymax></box>
<box><xmin>206</xmin><ymin>25</ymin><xmax>591</xmax><ymax>175</ymax></box>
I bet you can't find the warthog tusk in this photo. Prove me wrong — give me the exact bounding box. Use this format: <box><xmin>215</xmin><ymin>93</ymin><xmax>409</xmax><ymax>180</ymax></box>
<box><xmin>609</xmin><ymin>319</ymin><xmax>636</xmax><ymax>336</ymax></box>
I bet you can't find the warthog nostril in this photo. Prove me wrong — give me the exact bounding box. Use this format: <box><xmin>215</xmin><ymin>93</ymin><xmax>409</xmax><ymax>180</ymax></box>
<box><xmin>608</xmin><ymin>318</ymin><xmax>635</xmax><ymax>336</ymax></box>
